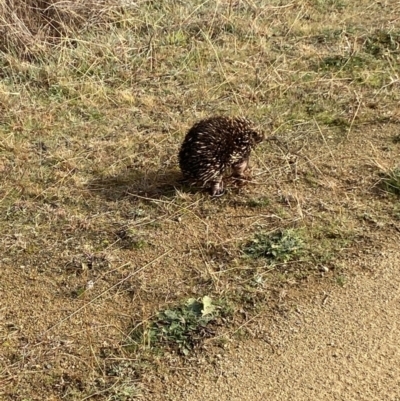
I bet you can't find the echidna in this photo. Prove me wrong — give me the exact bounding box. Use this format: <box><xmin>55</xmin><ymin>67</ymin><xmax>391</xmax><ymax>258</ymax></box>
<box><xmin>178</xmin><ymin>116</ymin><xmax>264</xmax><ymax>196</ymax></box>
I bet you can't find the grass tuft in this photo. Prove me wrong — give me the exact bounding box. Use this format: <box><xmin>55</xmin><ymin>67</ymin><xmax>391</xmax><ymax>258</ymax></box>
<box><xmin>0</xmin><ymin>0</ymin><xmax>122</xmax><ymax>58</ymax></box>
<box><xmin>316</xmin><ymin>55</ymin><xmax>369</xmax><ymax>71</ymax></box>
<box><xmin>381</xmin><ymin>168</ymin><xmax>400</xmax><ymax>196</ymax></box>
<box><xmin>246</xmin><ymin>196</ymin><xmax>270</xmax><ymax>208</ymax></box>
<box><xmin>364</xmin><ymin>30</ymin><xmax>400</xmax><ymax>57</ymax></box>
<box><xmin>244</xmin><ymin>229</ymin><xmax>304</xmax><ymax>263</ymax></box>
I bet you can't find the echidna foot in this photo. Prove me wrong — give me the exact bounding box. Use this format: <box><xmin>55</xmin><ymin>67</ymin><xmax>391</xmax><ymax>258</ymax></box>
<box><xmin>210</xmin><ymin>180</ymin><xmax>225</xmax><ymax>197</ymax></box>
<box><xmin>232</xmin><ymin>159</ymin><xmax>248</xmax><ymax>177</ymax></box>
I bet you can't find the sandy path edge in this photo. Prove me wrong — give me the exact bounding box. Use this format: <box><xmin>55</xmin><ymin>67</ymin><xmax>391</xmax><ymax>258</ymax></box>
<box><xmin>147</xmin><ymin>247</ymin><xmax>400</xmax><ymax>401</ymax></box>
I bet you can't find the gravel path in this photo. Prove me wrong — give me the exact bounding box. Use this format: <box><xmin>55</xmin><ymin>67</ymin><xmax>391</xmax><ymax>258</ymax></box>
<box><xmin>149</xmin><ymin>247</ymin><xmax>400</xmax><ymax>401</ymax></box>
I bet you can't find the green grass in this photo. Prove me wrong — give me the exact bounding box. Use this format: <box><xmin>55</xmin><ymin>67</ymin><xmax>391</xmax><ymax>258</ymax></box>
<box><xmin>243</xmin><ymin>229</ymin><xmax>304</xmax><ymax>263</ymax></box>
<box><xmin>245</xmin><ymin>196</ymin><xmax>271</xmax><ymax>208</ymax></box>
<box><xmin>364</xmin><ymin>30</ymin><xmax>400</xmax><ymax>57</ymax></box>
<box><xmin>382</xmin><ymin>168</ymin><xmax>400</xmax><ymax>196</ymax></box>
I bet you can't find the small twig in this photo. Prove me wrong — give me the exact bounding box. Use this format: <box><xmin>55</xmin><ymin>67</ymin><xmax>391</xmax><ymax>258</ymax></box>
<box><xmin>346</xmin><ymin>94</ymin><xmax>362</xmax><ymax>140</ymax></box>
<box><xmin>147</xmin><ymin>32</ymin><xmax>155</xmax><ymax>71</ymax></box>
<box><xmin>313</xmin><ymin>117</ymin><xmax>335</xmax><ymax>161</ymax></box>
<box><xmin>322</xmin><ymin>292</ymin><xmax>329</xmax><ymax>306</ymax></box>
<box><xmin>228</xmin><ymin>0</ymin><xmax>233</xmax><ymax>17</ymax></box>
<box><xmin>81</xmin><ymin>378</ymin><xmax>122</xmax><ymax>401</ymax></box>
<box><xmin>207</xmin><ymin>312</ymin><xmax>263</xmax><ymax>343</ymax></box>
<box><xmin>42</xmin><ymin>249</ymin><xmax>173</xmax><ymax>334</ymax></box>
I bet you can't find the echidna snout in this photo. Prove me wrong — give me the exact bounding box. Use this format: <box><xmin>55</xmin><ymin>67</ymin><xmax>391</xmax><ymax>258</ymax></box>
<box><xmin>178</xmin><ymin>116</ymin><xmax>263</xmax><ymax>196</ymax></box>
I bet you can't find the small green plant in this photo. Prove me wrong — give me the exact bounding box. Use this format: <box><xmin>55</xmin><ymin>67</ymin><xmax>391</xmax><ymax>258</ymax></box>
<box><xmin>315</xmin><ymin>112</ymin><xmax>349</xmax><ymax>129</ymax></box>
<box><xmin>246</xmin><ymin>196</ymin><xmax>270</xmax><ymax>208</ymax></box>
<box><xmin>243</xmin><ymin>229</ymin><xmax>304</xmax><ymax>262</ymax></box>
<box><xmin>163</xmin><ymin>29</ymin><xmax>188</xmax><ymax>46</ymax></box>
<box><xmin>312</xmin><ymin>0</ymin><xmax>346</xmax><ymax>11</ymax></box>
<box><xmin>336</xmin><ymin>274</ymin><xmax>347</xmax><ymax>287</ymax></box>
<box><xmin>364</xmin><ymin>30</ymin><xmax>400</xmax><ymax>57</ymax></box>
<box><xmin>316</xmin><ymin>55</ymin><xmax>368</xmax><ymax>71</ymax></box>
<box><xmin>109</xmin><ymin>384</ymin><xmax>141</xmax><ymax>401</ymax></box>
<box><xmin>116</xmin><ymin>228</ymin><xmax>148</xmax><ymax>250</ymax></box>
<box><xmin>314</xmin><ymin>29</ymin><xmax>343</xmax><ymax>44</ymax></box>
<box><xmin>71</xmin><ymin>286</ymin><xmax>86</xmax><ymax>298</ymax></box>
<box><xmin>381</xmin><ymin>168</ymin><xmax>400</xmax><ymax>195</ymax></box>
<box><xmin>138</xmin><ymin>296</ymin><xmax>219</xmax><ymax>355</ymax></box>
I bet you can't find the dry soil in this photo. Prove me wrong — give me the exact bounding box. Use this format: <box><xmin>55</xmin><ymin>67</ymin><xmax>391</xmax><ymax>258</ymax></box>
<box><xmin>148</xmin><ymin>244</ymin><xmax>400</xmax><ymax>401</ymax></box>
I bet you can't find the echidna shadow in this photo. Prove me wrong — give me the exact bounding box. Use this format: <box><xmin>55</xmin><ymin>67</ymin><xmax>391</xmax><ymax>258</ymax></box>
<box><xmin>179</xmin><ymin>116</ymin><xmax>264</xmax><ymax>196</ymax></box>
<box><xmin>87</xmin><ymin>168</ymin><xmax>182</xmax><ymax>201</ymax></box>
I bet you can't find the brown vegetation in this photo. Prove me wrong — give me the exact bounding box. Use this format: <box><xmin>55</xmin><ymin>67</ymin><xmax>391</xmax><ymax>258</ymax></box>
<box><xmin>0</xmin><ymin>0</ymin><xmax>122</xmax><ymax>57</ymax></box>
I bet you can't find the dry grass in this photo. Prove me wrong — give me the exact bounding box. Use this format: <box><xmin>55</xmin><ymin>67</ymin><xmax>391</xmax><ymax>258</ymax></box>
<box><xmin>1</xmin><ymin>0</ymin><xmax>400</xmax><ymax>399</ymax></box>
<box><xmin>0</xmin><ymin>0</ymin><xmax>126</xmax><ymax>58</ymax></box>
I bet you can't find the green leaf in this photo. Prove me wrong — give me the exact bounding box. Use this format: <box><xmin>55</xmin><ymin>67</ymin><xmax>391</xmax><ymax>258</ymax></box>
<box><xmin>186</xmin><ymin>298</ymin><xmax>203</xmax><ymax>315</ymax></box>
<box><xmin>163</xmin><ymin>309</ymin><xmax>178</xmax><ymax>320</ymax></box>
<box><xmin>201</xmin><ymin>296</ymin><xmax>215</xmax><ymax>316</ymax></box>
